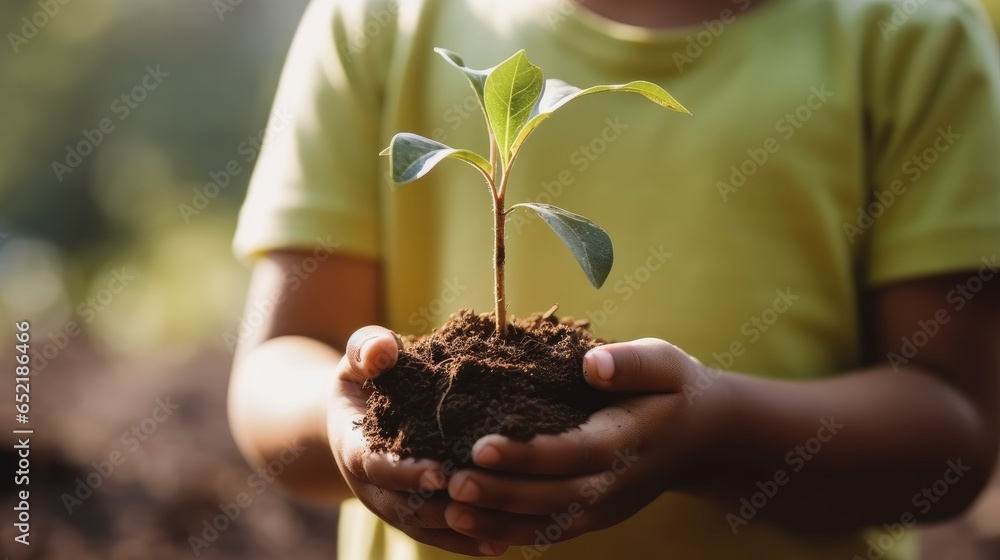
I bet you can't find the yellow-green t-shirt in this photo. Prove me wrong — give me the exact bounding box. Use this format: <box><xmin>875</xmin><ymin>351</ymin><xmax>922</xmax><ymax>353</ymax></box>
<box><xmin>234</xmin><ymin>0</ymin><xmax>1000</xmax><ymax>558</ymax></box>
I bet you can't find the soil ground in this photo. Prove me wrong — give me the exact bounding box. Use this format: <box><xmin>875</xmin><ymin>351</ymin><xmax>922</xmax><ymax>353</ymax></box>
<box><xmin>362</xmin><ymin>309</ymin><xmax>610</xmax><ymax>467</ymax></box>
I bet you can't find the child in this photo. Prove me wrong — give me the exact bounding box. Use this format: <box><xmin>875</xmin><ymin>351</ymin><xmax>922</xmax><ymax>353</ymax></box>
<box><xmin>229</xmin><ymin>0</ymin><xmax>1000</xmax><ymax>558</ymax></box>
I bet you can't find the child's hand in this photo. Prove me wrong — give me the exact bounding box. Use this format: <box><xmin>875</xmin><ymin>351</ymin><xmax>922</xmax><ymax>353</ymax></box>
<box><xmin>443</xmin><ymin>339</ymin><xmax>730</xmax><ymax>546</ymax></box>
<box><xmin>328</xmin><ymin>326</ymin><xmax>509</xmax><ymax>557</ymax></box>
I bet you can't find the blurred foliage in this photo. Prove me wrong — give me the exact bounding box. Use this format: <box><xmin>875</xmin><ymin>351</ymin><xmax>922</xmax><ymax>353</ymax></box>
<box><xmin>0</xmin><ymin>0</ymin><xmax>309</xmax><ymax>355</ymax></box>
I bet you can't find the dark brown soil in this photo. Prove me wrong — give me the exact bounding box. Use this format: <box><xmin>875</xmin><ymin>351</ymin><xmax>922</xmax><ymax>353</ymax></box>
<box><xmin>361</xmin><ymin>308</ymin><xmax>611</xmax><ymax>468</ymax></box>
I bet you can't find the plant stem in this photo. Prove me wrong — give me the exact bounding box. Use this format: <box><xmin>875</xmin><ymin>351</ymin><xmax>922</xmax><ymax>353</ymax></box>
<box><xmin>487</xmin><ymin>131</ymin><xmax>509</xmax><ymax>336</ymax></box>
<box><xmin>493</xmin><ymin>193</ymin><xmax>507</xmax><ymax>336</ymax></box>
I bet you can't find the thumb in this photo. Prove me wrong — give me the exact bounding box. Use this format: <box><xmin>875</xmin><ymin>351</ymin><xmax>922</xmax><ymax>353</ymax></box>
<box><xmin>583</xmin><ymin>338</ymin><xmax>701</xmax><ymax>393</ymax></box>
<box><xmin>343</xmin><ymin>325</ymin><xmax>402</xmax><ymax>381</ymax></box>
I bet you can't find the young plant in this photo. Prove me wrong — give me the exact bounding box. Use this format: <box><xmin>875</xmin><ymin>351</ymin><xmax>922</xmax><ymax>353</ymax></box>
<box><xmin>381</xmin><ymin>49</ymin><xmax>689</xmax><ymax>336</ymax></box>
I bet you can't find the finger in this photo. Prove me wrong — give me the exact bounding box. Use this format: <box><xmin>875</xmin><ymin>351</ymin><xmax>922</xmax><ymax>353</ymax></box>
<box><xmin>364</xmin><ymin>454</ymin><xmax>448</xmax><ymax>493</ymax></box>
<box><xmin>334</xmin><ymin>415</ymin><xmax>448</xmax><ymax>493</ymax></box>
<box><xmin>445</xmin><ymin>502</ymin><xmax>585</xmax><ymax>546</ymax></box>
<box><xmin>362</xmin><ymin>487</ymin><xmax>452</xmax><ymax>529</ymax></box>
<box><xmin>471</xmin><ymin>403</ymin><xmax>644</xmax><ymax>475</ymax></box>
<box><xmin>448</xmin><ymin>469</ymin><xmax>593</xmax><ymax>515</ymax></box>
<box><xmin>343</xmin><ymin>325</ymin><xmax>402</xmax><ymax>381</ymax></box>
<box><xmin>583</xmin><ymin>338</ymin><xmax>702</xmax><ymax>393</ymax></box>
<box><xmin>396</xmin><ymin>525</ymin><xmax>509</xmax><ymax>557</ymax></box>
<box><xmin>366</xmin><ymin>491</ymin><xmax>513</xmax><ymax>554</ymax></box>
<box><xmin>333</xmin><ymin>420</ymin><xmax>372</xmax><ymax>484</ymax></box>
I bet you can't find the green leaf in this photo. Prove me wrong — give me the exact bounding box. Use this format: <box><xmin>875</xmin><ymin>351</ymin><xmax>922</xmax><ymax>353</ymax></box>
<box><xmin>511</xmin><ymin>203</ymin><xmax>614</xmax><ymax>289</ymax></box>
<box><xmin>511</xmin><ymin>79</ymin><xmax>690</xmax><ymax>155</ymax></box>
<box><xmin>434</xmin><ymin>48</ymin><xmax>492</xmax><ymax>114</ymax></box>
<box><xmin>381</xmin><ymin>133</ymin><xmax>491</xmax><ymax>184</ymax></box>
<box><xmin>484</xmin><ymin>50</ymin><xmax>544</xmax><ymax>166</ymax></box>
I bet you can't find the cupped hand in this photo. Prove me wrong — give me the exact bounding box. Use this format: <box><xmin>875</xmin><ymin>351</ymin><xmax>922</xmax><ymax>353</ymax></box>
<box><xmin>442</xmin><ymin>338</ymin><xmax>731</xmax><ymax>546</ymax></box>
<box><xmin>327</xmin><ymin>325</ymin><xmax>509</xmax><ymax>556</ymax></box>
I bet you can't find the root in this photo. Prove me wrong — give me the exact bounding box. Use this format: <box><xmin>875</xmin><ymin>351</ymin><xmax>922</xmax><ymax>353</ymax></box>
<box><xmin>541</xmin><ymin>303</ymin><xmax>560</xmax><ymax>320</ymax></box>
<box><xmin>435</xmin><ymin>372</ymin><xmax>455</xmax><ymax>441</ymax></box>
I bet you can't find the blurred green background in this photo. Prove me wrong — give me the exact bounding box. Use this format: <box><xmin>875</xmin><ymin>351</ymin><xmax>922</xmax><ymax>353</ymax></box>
<box><xmin>1</xmin><ymin>0</ymin><xmax>996</xmax><ymax>364</ymax></box>
<box><xmin>0</xmin><ymin>0</ymin><xmax>310</xmax><ymax>353</ymax></box>
<box><xmin>0</xmin><ymin>2</ymin><xmax>350</xmax><ymax>559</ymax></box>
<box><xmin>0</xmin><ymin>0</ymin><xmax>998</xmax><ymax>559</ymax></box>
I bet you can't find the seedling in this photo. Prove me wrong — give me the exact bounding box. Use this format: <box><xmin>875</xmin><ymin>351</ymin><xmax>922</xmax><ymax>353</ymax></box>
<box><xmin>381</xmin><ymin>49</ymin><xmax>689</xmax><ymax>336</ymax></box>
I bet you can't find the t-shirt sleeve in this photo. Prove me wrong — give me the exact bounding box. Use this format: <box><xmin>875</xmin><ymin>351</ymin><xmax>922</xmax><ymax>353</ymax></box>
<box><xmin>865</xmin><ymin>1</ymin><xmax>1000</xmax><ymax>285</ymax></box>
<box><xmin>233</xmin><ymin>0</ymin><xmax>394</xmax><ymax>262</ymax></box>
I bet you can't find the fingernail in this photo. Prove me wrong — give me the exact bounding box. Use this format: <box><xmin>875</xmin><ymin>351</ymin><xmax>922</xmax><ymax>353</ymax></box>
<box><xmin>447</xmin><ymin>507</ymin><xmax>475</xmax><ymax>531</ymax></box>
<box><xmin>361</xmin><ymin>336</ymin><xmax>395</xmax><ymax>374</ymax></box>
<box><xmin>359</xmin><ymin>337</ymin><xmax>378</xmax><ymax>374</ymax></box>
<box><xmin>418</xmin><ymin>469</ymin><xmax>447</xmax><ymax>491</ymax></box>
<box><xmin>474</xmin><ymin>444</ymin><xmax>501</xmax><ymax>466</ymax></box>
<box><xmin>479</xmin><ymin>542</ymin><xmax>506</xmax><ymax>556</ymax></box>
<box><xmin>587</xmin><ymin>349</ymin><xmax>615</xmax><ymax>381</ymax></box>
<box><xmin>451</xmin><ymin>474</ymin><xmax>480</xmax><ymax>502</ymax></box>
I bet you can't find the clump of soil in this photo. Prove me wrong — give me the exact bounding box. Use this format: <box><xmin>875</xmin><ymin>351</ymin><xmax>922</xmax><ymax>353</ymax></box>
<box><xmin>361</xmin><ymin>308</ymin><xmax>611</xmax><ymax>468</ymax></box>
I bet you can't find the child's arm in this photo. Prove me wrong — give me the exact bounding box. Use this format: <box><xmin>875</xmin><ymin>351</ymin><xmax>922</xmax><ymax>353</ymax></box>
<box><xmin>439</xmin><ymin>272</ymin><xmax>999</xmax><ymax>543</ymax></box>
<box><xmin>228</xmin><ymin>252</ymin><xmax>505</xmax><ymax>556</ymax></box>
<box><xmin>228</xmin><ymin>252</ymin><xmax>379</xmax><ymax>501</ymax></box>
